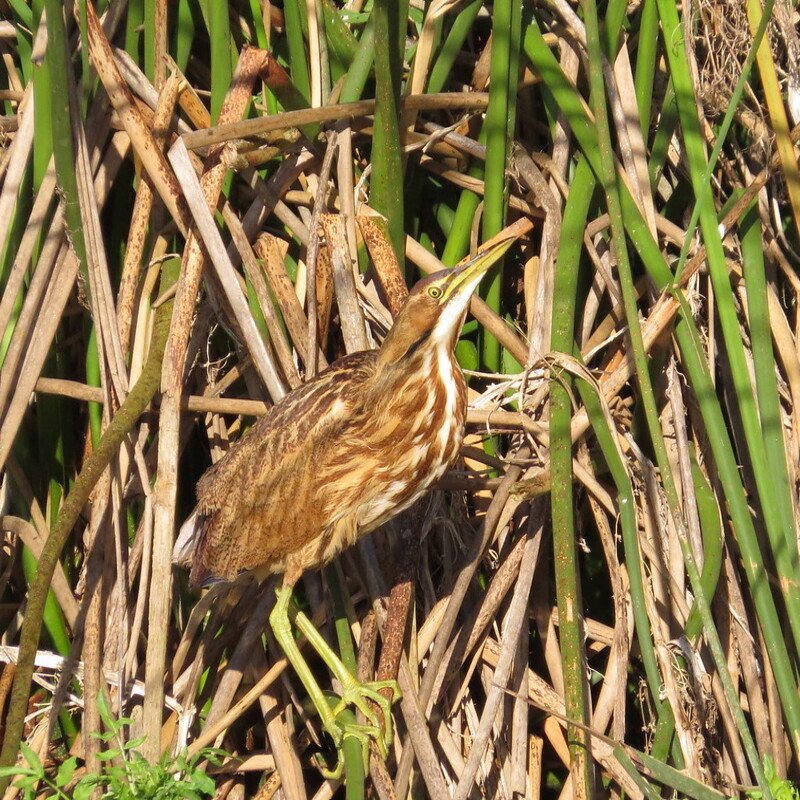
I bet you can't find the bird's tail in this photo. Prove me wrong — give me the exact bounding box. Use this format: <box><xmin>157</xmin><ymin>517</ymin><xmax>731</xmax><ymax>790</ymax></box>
<box><xmin>173</xmin><ymin>510</ymin><xmax>203</xmax><ymax>567</ymax></box>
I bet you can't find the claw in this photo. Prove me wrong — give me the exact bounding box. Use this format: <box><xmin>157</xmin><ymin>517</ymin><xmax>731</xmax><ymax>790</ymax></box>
<box><xmin>324</xmin><ymin>677</ymin><xmax>399</xmax><ymax>761</ymax></box>
<box><xmin>314</xmin><ymin>747</ymin><xmax>345</xmax><ymax>781</ymax></box>
<box><xmin>333</xmin><ymin>675</ymin><xmax>402</xmax><ymax>757</ymax></box>
<box><xmin>314</xmin><ymin>719</ymin><xmax>381</xmax><ymax>780</ymax></box>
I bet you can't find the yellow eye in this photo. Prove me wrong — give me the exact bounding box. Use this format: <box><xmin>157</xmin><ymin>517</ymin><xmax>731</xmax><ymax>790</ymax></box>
<box><xmin>428</xmin><ymin>285</ymin><xmax>443</xmax><ymax>300</ymax></box>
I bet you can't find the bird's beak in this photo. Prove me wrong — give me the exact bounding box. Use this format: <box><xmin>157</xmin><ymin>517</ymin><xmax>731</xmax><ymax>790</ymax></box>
<box><xmin>441</xmin><ymin>229</ymin><xmax>519</xmax><ymax>303</ymax></box>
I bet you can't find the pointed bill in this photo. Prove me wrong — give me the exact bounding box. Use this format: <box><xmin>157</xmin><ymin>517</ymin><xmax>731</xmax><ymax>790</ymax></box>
<box><xmin>442</xmin><ymin>219</ymin><xmax>531</xmax><ymax>302</ymax></box>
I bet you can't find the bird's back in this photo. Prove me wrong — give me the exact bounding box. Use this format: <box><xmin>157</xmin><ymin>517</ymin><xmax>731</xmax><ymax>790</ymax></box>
<box><xmin>188</xmin><ymin>342</ymin><xmax>467</xmax><ymax>587</ymax></box>
<box><xmin>188</xmin><ymin>351</ymin><xmax>375</xmax><ymax>585</ymax></box>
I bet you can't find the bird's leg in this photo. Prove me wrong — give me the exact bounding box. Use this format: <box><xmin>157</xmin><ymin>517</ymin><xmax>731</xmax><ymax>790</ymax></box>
<box><xmin>287</xmin><ymin>601</ymin><xmax>402</xmax><ymax>756</ymax></box>
<box><xmin>270</xmin><ymin>583</ymin><xmax>348</xmax><ymax>777</ymax></box>
<box><xmin>269</xmin><ymin>584</ymin><xmax>400</xmax><ymax>777</ymax></box>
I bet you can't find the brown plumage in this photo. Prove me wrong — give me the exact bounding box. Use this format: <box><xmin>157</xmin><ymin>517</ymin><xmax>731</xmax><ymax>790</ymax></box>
<box><xmin>183</xmin><ymin>269</ymin><xmax>468</xmax><ymax>588</ymax></box>
<box><xmin>174</xmin><ymin>230</ymin><xmax>519</xmax><ymax>766</ymax></box>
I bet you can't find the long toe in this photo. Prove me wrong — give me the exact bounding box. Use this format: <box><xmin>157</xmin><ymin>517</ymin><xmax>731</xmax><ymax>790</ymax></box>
<box><xmin>341</xmin><ymin>721</ymin><xmax>389</xmax><ymax>760</ymax></box>
<box><xmin>315</xmin><ymin>747</ymin><xmax>346</xmax><ymax>781</ymax></box>
<box><xmin>347</xmin><ymin>684</ymin><xmax>399</xmax><ymax>754</ymax></box>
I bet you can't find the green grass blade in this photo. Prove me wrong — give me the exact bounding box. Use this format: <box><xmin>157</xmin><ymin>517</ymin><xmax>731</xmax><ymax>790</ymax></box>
<box><xmin>427</xmin><ymin>0</ymin><xmax>482</xmax><ymax>94</ymax></box>
<box><xmin>321</xmin><ymin>0</ymin><xmax>358</xmax><ymax>69</ymax></box>
<box><xmin>683</xmin><ymin>457</ymin><xmax>724</xmax><ymax>642</ymax></box>
<box><xmin>633</xmin><ymin>0</ymin><xmax>665</xmax><ymax>151</ymax></box>
<box><xmin>283</xmin><ymin>0</ymin><xmax>312</xmax><ymax>104</ymax></box>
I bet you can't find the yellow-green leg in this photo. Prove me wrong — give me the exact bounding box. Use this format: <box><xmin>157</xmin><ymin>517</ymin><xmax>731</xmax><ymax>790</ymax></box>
<box><xmin>287</xmin><ymin>599</ymin><xmax>401</xmax><ymax>752</ymax></box>
<box><xmin>269</xmin><ymin>585</ymin><xmax>402</xmax><ymax>775</ymax></box>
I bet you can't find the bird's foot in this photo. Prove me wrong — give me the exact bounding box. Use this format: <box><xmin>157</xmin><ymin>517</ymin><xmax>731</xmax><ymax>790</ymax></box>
<box><xmin>329</xmin><ymin>675</ymin><xmax>401</xmax><ymax>758</ymax></box>
<box><xmin>313</xmin><ymin>716</ymin><xmax>374</xmax><ymax>780</ymax></box>
<box><xmin>313</xmin><ymin>679</ymin><xmax>401</xmax><ymax>779</ymax></box>
<box><xmin>271</xmin><ymin>586</ymin><xmax>402</xmax><ymax>774</ymax></box>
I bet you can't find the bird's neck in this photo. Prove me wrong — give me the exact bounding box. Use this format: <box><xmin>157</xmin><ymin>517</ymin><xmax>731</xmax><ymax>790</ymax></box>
<box><xmin>370</xmin><ymin>334</ymin><xmax>463</xmax><ymax>413</ymax></box>
<box><xmin>376</xmin><ymin>310</ymin><xmax>466</xmax><ymax>372</ymax></box>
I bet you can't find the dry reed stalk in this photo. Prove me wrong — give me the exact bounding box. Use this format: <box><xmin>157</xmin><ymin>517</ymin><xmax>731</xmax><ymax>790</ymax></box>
<box><xmin>117</xmin><ymin>70</ymin><xmax>184</xmax><ymax>355</ymax></box>
<box><xmin>85</xmin><ymin>0</ymin><xmax>188</xmax><ymax>234</ymax></box>
<box><xmin>452</xmin><ymin>525</ymin><xmax>541</xmax><ymax>799</ymax></box>
<box><xmin>415</xmin><ymin>153</ymin><xmax>543</xmax><ymax>218</ymax></box>
<box><xmin>81</xmin><ymin>468</ymin><xmax>113</xmax><ymax>775</ymax></box>
<box><xmin>321</xmin><ymin>212</ymin><xmax>369</xmax><ymax>351</ymax></box>
<box><xmin>255</xmin><ymin>234</ymin><xmax>325</xmax><ymax>370</ymax></box>
<box><xmin>0</xmin><ymin>133</ymin><xmax>129</xmax><ymax>474</ymax></box>
<box><xmin>181</xmin><ymin>93</ymin><xmax>491</xmax><ymax>151</ymax></box>
<box><xmin>583</xmin><ymin>488</ymin><xmax>630</xmax><ymax>739</ymax></box>
<box><xmin>305</xmin><ymin>137</ymin><xmax>341</xmax><ymax>375</ymax></box>
<box><xmin>145</xmin><ymin>46</ymin><xmax>275</xmax><ymax>761</ymax></box>
<box><xmin>357</xmin><ymin>216</ymin><xmax>409</xmax><ymax>316</ymax></box>
<box><xmin>0</xmin><ymin>85</ymin><xmax>33</xmax><ymax>253</ymax></box>
<box><xmin>0</xmin><ymin>160</ymin><xmax>57</xmax><ymax>348</ymax></box>
<box><xmin>202</xmin><ymin>587</ymin><xmax>276</xmax><ymax>731</ymax></box>
<box><xmin>170</xmin><ymin>140</ymin><xmax>286</xmax><ymax>393</ymax></box>
<box><xmin>334</xmin><ymin>124</ymin><xmax>360</xmax><ymax>287</ymax></box>
<box><xmin>393</xmin><ymin>452</ymin><xmax>527</xmax><ymax>796</ymax></box>
<box><xmin>481</xmin><ymin>638</ymin><xmax>644</xmax><ymax>799</ymax></box>
<box><xmin>219</xmin><ymin>201</ymin><xmax>302</xmax><ymax>388</ymax></box>
<box><xmin>76</xmin><ymin>65</ymin><xmax>138</xmax><ymax>757</ymax></box>
<box><xmin>247</xmin><ymin>654</ymin><xmax>306</xmax><ymax>800</ymax></box>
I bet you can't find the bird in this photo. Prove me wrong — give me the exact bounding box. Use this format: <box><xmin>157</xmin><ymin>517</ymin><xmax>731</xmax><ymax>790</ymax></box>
<box><xmin>174</xmin><ymin>227</ymin><xmax>521</xmax><ymax>773</ymax></box>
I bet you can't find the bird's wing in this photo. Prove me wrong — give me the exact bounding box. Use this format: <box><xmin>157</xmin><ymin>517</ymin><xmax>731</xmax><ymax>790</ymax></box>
<box><xmin>189</xmin><ymin>351</ymin><xmax>377</xmax><ymax>581</ymax></box>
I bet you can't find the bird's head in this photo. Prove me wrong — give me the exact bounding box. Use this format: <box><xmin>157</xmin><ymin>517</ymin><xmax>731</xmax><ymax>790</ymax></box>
<box><xmin>378</xmin><ymin>233</ymin><xmax>517</xmax><ymax>366</ymax></box>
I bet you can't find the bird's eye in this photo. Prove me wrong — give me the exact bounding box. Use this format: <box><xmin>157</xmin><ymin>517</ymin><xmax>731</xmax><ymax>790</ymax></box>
<box><xmin>428</xmin><ymin>285</ymin><xmax>443</xmax><ymax>300</ymax></box>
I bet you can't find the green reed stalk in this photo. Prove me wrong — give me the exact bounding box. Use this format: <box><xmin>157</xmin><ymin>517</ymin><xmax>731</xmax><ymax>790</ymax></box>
<box><xmin>633</xmin><ymin>0</ymin><xmax>659</xmax><ymax>134</ymax></box>
<box><xmin>174</xmin><ymin>0</ymin><xmax>195</xmax><ymax>73</ymax></box>
<box><xmin>339</xmin><ymin>18</ymin><xmax>374</xmax><ymax>103</ymax></box>
<box><xmin>284</xmin><ymin>0</ymin><xmax>312</xmax><ymax>103</ymax></box>
<box><xmin>321</xmin><ymin>0</ymin><xmax>358</xmax><ymax>70</ymax></box>
<box><xmin>580</xmin><ymin>1</ymin><xmax>774</xmax><ymax>784</ymax></box>
<box><xmin>208</xmin><ymin>0</ymin><xmax>233</xmax><ymax>122</ymax></box>
<box><xmin>43</xmin><ymin>0</ymin><xmax>88</xmax><ymax>299</ymax></box>
<box><xmin>550</xmin><ymin>154</ymin><xmax>595</xmax><ymax>798</ymax></box>
<box><xmin>656</xmin><ymin>0</ymin><xmax>800</xmax><ymax>662</ymax></box>
<box><xmin>427</xmin><ymin>0</ymin><xmax>482</xmax><ymax>95</ymax></box>
<box><xmin>326</xmin><ymin>565</ymin><xmax>358</xmax><ymax>681</ymax></box>
<box><xmin>326</xmin><ymin>563</ymin><xmax>366</xmax><ymax>799</ymax></box>
<box><xmin>683</xmin><ymin>458</ymin><xmax>724</xmax><ymax>642</ymax></box>
<box><xmin>480</xmin><ymin>0</ymin><xmax>519</xmax><ymax>371</ymax></box>
<box><xmin>603</xmin><ymin>0</ymin><xmax>628</xmax><ymax>55</ymax></box>
<box><xmin>144</xmin><ymin>0</ymin><xmax>156</xmax><ymax>81</ymax></box>
<box><xmin>740</xmin><ymin>201</ymin><xmax>796</xmax><ymax>602</ymax></box>
<box><xmin>521</xmin><ymin>40</ymin><xmax>800</xmax><ymax>741</ymax></box>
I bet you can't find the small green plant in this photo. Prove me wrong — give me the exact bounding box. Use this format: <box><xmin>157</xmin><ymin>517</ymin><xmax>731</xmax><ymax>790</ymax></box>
<box><xmin>746</xmin><ymin>757</ymin><xmax>800</xmax><ymax>800</ymax></box>
<box><xmin>0</xmin><ymin>696</ymin><xmax>225</xmax><ymax>799</ymax></box>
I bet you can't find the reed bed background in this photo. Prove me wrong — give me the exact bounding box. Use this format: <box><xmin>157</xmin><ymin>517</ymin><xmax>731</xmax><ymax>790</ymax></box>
<box><xmin>0</xmin><ymin>0</ymin><xmax>799</xmax><ymax>798</ymax></box>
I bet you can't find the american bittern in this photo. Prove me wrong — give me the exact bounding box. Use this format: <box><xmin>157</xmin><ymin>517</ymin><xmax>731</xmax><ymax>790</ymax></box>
<box><xmin>175</xmin><ymin>230</ymin><xmax>519</xmax><ymax>770</ymax></box>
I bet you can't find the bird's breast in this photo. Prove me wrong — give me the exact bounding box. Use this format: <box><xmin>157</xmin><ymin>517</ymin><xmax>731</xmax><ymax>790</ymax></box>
<box><xmin>352</xmin><ymin>346</ymin><xmax>467</xmax><ymax>531</ymax></box>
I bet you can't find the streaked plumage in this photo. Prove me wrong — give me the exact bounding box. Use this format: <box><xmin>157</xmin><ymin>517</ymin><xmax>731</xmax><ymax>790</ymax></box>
<box><xmin>183</xmin><ymin>269</ymin><xmax>468</xmax><ymax>588</ymax></box>
<box><xmin>175</xmin><ymin>230</ymin><xmax>520</xmax><ymax>769</ymax></box>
